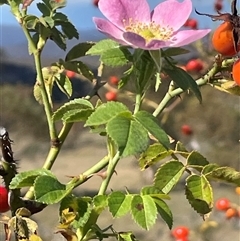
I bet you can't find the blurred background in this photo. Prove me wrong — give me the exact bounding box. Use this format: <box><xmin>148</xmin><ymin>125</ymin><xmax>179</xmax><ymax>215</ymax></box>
<box><xmin>0</xmin><ymin>0</ymin><xmax>233</xmax><ymax>65</ymax></box>
<box><xmin>0</xmin><ymin>0</ymin><xmax>240</xmax><ymax>241</ymax></box>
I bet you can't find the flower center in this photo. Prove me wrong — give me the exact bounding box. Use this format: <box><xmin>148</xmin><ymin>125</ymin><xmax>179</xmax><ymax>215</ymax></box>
<box><xmin>123</xmin><ymin>19</ymin><xmax>173</xmax><ymax>42</ymax></box>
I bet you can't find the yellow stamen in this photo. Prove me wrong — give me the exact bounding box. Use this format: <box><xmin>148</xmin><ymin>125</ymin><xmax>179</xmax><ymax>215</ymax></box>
<box><xmin>123</xmin><ymin>18</ymin><xmax>173</xmax><ymax>42</ymax></box>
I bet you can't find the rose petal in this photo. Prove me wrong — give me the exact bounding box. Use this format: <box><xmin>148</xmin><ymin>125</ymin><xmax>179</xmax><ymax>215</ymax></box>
<box><xmin>98</xmin><ymin>0</ymin><xmax>151</xmax><ymax>30</ymax></box>
<box><xmin>123</xmin><ymin>32</ymin><xmax>171</xmax><ymax>50</ymax></box>
<box><xmin>122</xmin><ymin>32</ymin><xmax>146</xmax><ymax>48</ymax></box>
<box><xmin>171</xmin><ymin>29</ymin><xmax>211</xmax><ymax>47</ymax></box>
<box><xmin>152</xmin><ymin>0</ymin><xmax>192</xmax><ymax>31</ymax></box>
<box><xmin>93</xmin><ymin>17</ymin><xmax>128</xmax><ymax>45</ymax></box>
<box><xmin>94</xmin><ymin>0</ymin><xmax>211</xmax><ymax>50</ymax></box>
<box><xmin>145</xmin><ymin>40</ymin><xmax>174</xmax><ymax>50</ymax></box>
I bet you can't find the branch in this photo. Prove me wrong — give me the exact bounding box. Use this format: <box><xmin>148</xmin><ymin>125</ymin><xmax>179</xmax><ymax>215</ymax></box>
<box><xmin>153</xmin><ymin>58</ymin><xmax>235</xmax><ymax>117</ymax></box>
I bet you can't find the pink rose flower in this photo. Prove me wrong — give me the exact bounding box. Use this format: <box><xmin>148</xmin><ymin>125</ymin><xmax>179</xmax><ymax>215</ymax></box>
<box><xmin>93</xmin><ymin>0</ymin><xmax>211</xmax><ymax>50</ymax></box>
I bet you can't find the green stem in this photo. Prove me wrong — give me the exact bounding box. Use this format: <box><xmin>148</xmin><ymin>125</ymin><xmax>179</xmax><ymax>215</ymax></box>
<box><xmin>24</xmin><ymin>123</ymin><xmax>73</xmax><ymax>199</ymax></box>
<box><xmin>98</xmin><ymin>151</ymin><xmax>120</xmax><ymax>195</ymax></box>
<box><xmin>43</xmin><ymin>123</ymin><xmax>73</xmax><ymax>169</ymax></box>
<box><xmin>153</xmin><ymin>61</ymin><xmax>225</xmax><ymax>117</ymax></box>
<box><xmin>21</xmin><ymin>23</ymin><xmax>57</xmax><ymax>141</ymax></box>
<box><xmin>69</xmin><ymin>155</ymin><xmax>110</xmax><ymax>188</ymax></box>
<box><xmin>133</xmin><ymin>93</ymin><xmax>142</xmax><ymax>114</ymax></box>
<box><xmin>34</xmin><ymin>53</ymin><xmax>57</xmax><ymax>141</ymax></box>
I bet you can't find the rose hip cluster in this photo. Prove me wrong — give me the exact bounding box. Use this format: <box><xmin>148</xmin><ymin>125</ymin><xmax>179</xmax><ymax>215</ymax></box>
<box><xmin>171</xmin><ymin>226</ymin><xmax>190</xmax><ymax>241</ymax></box>
<box><xmin>215</xmin><ymin>188</ymin><xmax>240</xmax><ymax>220</ymax></box>
<box><xmin>196</xmin><ymin>0</ymin><xmax>240</xmax><ymax>86</ymax></box>
<box><xmin>105</xmin><ymin>76</ymin><xmax>119</xmax><ymax>101</ymax></box>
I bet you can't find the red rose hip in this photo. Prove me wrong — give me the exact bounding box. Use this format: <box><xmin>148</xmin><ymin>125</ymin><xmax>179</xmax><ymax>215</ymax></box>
<box><xmin>0</xmin><ymin>186</ymin><xmax>10</xmax><ymax>213</ymax></box>
<box><xmin>105</xmin><ymin>91</ymin><xmax>117</xmax><ymax>101</ymax></box>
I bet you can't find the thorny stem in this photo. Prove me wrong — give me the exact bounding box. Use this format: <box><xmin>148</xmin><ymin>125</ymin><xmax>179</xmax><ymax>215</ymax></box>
<box><xmin>97</xmin><ymin>138</ymin><xmax>119</xmax><ymax>195</ymax></box>
<box><xmin>21</xmin><ymin>18</ymin><xmax>69</xmax><ymax>200</ymax></box>
<box><xmin>98</xmin><ymin>151</ymin><xmax>121</xmax><ymax>195</ymax></box>
<box><xmin>68</xmin><ymin>155</ymin><xmax>110</xmax><ymax>188</ymax></box>
<box><xmin>24</xmin><ymin>62</ymin><xmax>108</xmax><ymax>199</ymax></box>
<box><xmin>153</xmin><ymin>58</ymin><xmax>234</xmax><ymax>117</ymax></box>
<box><xmin>24</xmin><ymin>123</ymin><xmax>73</xmax><ymax>199</ymax></box>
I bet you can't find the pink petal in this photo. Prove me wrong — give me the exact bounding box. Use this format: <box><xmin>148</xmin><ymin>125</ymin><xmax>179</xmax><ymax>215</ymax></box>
<box><xmin>171</xmin><ymin>29</ymin><xmax>211</xmax><ymax>47</ymax></box>
<box><xmin>123</xmin><ymin>32</ymin><xmax>171</xmax><ymax>50</ymax></box>
<box><xmin>122</xmin><ymin>32</ymin><xmax>146</xmax><ymax>49</ymax></box>
<box><xmin>93</xmin><ymin>17</ymin><xmax>128</xmax><ymax>45</ymax></box>
<box><xmin>145</xmin><ymin>40</ymin><xmax>173</xmax><ymax>50</ymax></box>
<box><xmin>152</xmin><ymin>0</ymin><xmax>192</xmax><ymax>31</ymax></box>
<box><xmin>98</xmin><ymin>0</ymin><xmax>151</xmax><ymax>30</ymax></box>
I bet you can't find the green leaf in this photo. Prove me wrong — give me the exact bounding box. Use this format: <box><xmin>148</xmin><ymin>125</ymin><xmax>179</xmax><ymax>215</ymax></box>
<box><xmin>187</xmin><ymin>151</ymin><xmax>209</xmax><ymax>168</ymax></box>
<box><xmin>174</xmin><ymin>141</ymin><xmax>189</xmax><ymax>158</ymax></box>
<box><xmin>152</xmin><ymin>197</ymin><xmax>173</xmax><ymax>229</ymax></box>
<box><xmin>108</xmin><ymin>192</ymin><xmax>133</xmax><ymax>218</ymax></box>
<box><xmin>42</xmin><ymin>0</ymin><xmax>52</xmax><ymax>9</ymax></box>
<box><xmin>34</xmin><ymin>176</ymin><xmax>73</xmax><ymax>204</ymax></box>
<box><xmin>149</xmin><ymin>49</ymin><xmax>162</xmax><ymax>72</ymax></box>
<box><xmin>60</xmin><ymin>196</ymin><xmax>91</xmax><ymax>228</ymax></box>
<box><xmin>53</xmin><ymin>12</ymin><xmax>68</xmax><ymax>21</ymax></box>
<box><xmin>60</xmin><ymin>21</ymin><xmax>79</xmax><ymax>40</ymax></box>
<box><xmin>51</xmin><ymin>12</ymin><xmax>78</xmax><ymax>40</ymax></box>
<box><xmin>55</xmin><ymin>74</ymin><xmax>72</xmax><ymax>98</ymax></box>
<box><xmin>87</xmin><ymin>39</ymin><xmax>119</xmax><ymax>55</ymax></box>
<box><xmin>162</xmin><ymin>47</ymin><xmax>189</xmax><ymax>57</ymax></box>
<box><xmin>53</xmin><ymin>98</ymin><xmax>93</xmax><ymax>122</ymax></box>
<box><xmin>37</xmin><ymin>2</ymin><xmax>51</xmax><ymax>16</ymax></box>
<box><xmin>101</xmin><ymin>47</ymin><xmax>132</xmax><ymax>67</ymax></box>
<box><xmin>93</xmin><ymin>195</ymin><xmax>108</xmax><ymax>214</ymax></box>
<box><xmin>86</xmin><ymin>39</ymin><xmax>132</xmax><ymax>67</ymax></box>
<box><xmin>135</xmin><ymin>51</ymin><xmax>156</xmax><ymax>91</ymax></box>
<box><xmin>49</xmin><ymin>0</ymin><xmax>66</xmax><ymax>10</ymax></box>
<box><xmin>49</xmin><ymin>26</ymin><xmax>66</xmax><ymax>50</ymax></box>
<box><xmin>44</xmin><ymin>16</ymin><xmax>54</xmax><ymax>28</ymax></box>
<box><xmin>185</xmin><ymin>174</ymin><xmax>213</xmax><ymax>215</ymax></box>
<box><xmin>134</xmin><ymin>111</ymin><xmax>170</xmax><ymax>148</ymax></box>
<box><xmin>117</xmin><ymin>232</ymin><xmax>138</xmax><ymax>241</ymax></box>
<box><xmin>140</xmin><ymin>186</ymin><xmax>170</xmax><ymax>200</ymax></box>
<box><xmin>202</xmin><ymin>164</ymin><xmax>219</xmax><ymax>175</ymax></box>
<box><xmin>62</xmin><ymin>60</ymin><xmax>94</xmax><ymax>81</ymax></box>
<box><xmin>164</xmin><ymin>66</ymin><xmax>188</xmax><ymax>90</ymax></box>
<box><xmin>65</xmin><ymin>42</ymin><xmax>95</xmax><ymax>61</ymax></box>
<box><xmin>213</xmin><ymin>80</ymin><xmax>240</xmax><ymax>96</ymax></box>
<box><xmin>85</xmin><ymin>102</ymin><xmax>129</xmax><ymax>126</ymax></box>
<box><xmin>210</xmin><ymin>167</ymin><xmax>240</xmax><ymax>186</ymax></box>
<box><xmin>77</xmin><ymin>198</ymin><xmax>103</xmax><ymax>239</ymax></box>
<box><xmin>119</xmin><ymin>65</ymin><xmax>134</xmax><ymax>89</ymax></box>
<box><xmin>63</xmin><ymin>109</ymin><xmax>94</xmax><ymax>123</ymax></box>
<box><xmin>175</xmin><ymin>141</ymin><xmax>188</xmax><ymax>153</ymax></box>
<box><xmin>38</xmin><ymin>16</ymin><xmax>49</xmax><ymax>28</ymax></box>
<box><xmin>24</xmin><ymin>15</ymin><xmax>39</xmax><ymax>29</ymax></box>
<box><xmin>10</xmin><ymin>169</ymin><xmax>54</xmax><ymax>189</ymax></box>
<box><xmin>163</xmin><ymin>66</ymin><xmax>202</xmax><ymax>102</ymax></box>
<box><xmin>154</xmin><ymin>161</ymin><xmax>185</xmax><ymax>193</ymax></box>
<box><xmin>138</xmin><ymin>143</ymin><xmax>173</xmax><ymax>170</ymax></box>
<box><xmin>131</xmin><ymin>195</ymin><xmax>157</xmax><ymax>230</ymax></box>
<box><xmin>33</xmin><ymin>81</ymin><xmax>43</xmax><ymax>105</ymax></box>
<box><xmin>107</xmin><ymin>114</ymin><xmax>149</xmax><ymax>157</ymax></box>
